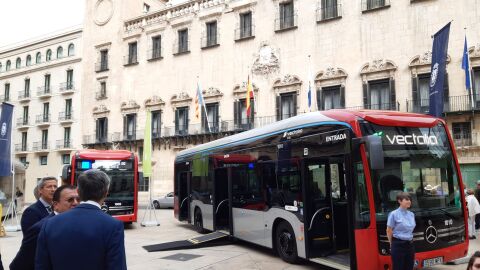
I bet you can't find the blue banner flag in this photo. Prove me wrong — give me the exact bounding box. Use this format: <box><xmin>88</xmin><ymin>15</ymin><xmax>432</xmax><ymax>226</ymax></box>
<box><xmin>428</xmin><ymin>22</ymin><xmax>451</xmax><ymax>118</ymax></box>
<box><xmin>0</xmin><ymin>103</ymin><xmax>14</xmax><ymax>176</ymax></box>
<box><xmin>462</xmin><ymin>36</ymin><xmax>472</xmax><ymax>91</ymax></box>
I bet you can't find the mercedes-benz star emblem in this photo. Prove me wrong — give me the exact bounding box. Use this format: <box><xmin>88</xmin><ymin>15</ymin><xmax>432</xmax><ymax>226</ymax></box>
<box><xmin>425</xmin><ymin>226</ymin><xmax>438</xmax><ymax>244</ymax></box>
<box><xmin>101</xmin><ymin>205</ymin><xmax>109</xmax><ymax>213</ymax></box>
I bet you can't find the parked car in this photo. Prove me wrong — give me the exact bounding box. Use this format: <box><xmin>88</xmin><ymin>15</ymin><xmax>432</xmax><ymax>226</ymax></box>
<box><xmin>152</xmin><ymin>192</ymin><xmax>174</xmax><ymax>209</ymax></box>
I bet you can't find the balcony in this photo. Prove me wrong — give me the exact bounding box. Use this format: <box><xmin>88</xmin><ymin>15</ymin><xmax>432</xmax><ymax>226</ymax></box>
<box><xmin>362</xmin><ymin>0</ymin><xmax>390</xmax><ymax>12</ymax></box>
<box><xmin>201</xmin><ymin>33</ymin><xmax>220</xmax><ymax>49</ymax></box>
<box><xmin>147</xmin><ymin>48</ymin><xmax>163</xmax><ymax>61</ymax></box>
<box><xmin>95</xmin><ymin>91</ymin><xmax>107</xmax><ymax>100</ymax></box>
<box><xmin>83</xmin><ymin>134</ymin><xmax>112</xmax><ymax>145</ymax></box>
<box><xmin>346</xmin><ymin>102</ymin><xmax>400</xmax><ymax>111</ymax></box>
<box><xmin>32</xmin><ymin>141</ymin><xmax>50</xmax><ymax>153</ymax></box>
<box><xmin>95</xmin><ymin>60</ymin><xmax>109</xmax><ymax>72</ymax></box>
<box><xmin>56</xmin><ymin>140</ymin><xmax>74</xmax><ymax>151</ymax></box>
<box><xmin>406</xmin><ymin>95</ymin><xmax>480</xmax><ymax>115</ymax></box>
<box><xmin>316</xmin><ymin>3</ymin><xmax>342</xmax><ymax>22</ymax></box>
<box><xmin>15</xmin><ymin>143</ymin><xmax>29</xmax><ymax>153</ymax></box>
<box><xmin>59</xmin><ymin>82</ymin><xmax>75</xmax><ymax>94</ymax></box>
<box><xmin>274</xmin><ymin>14</ymin><xmax>298</xmax><ymax>32</ymax></box>
<box><xmin>35</xmin><ymin>114</ymin><xmax>51</xmax><ymax>127</ymax></box>
<box><xmin>0</xmin><ymin>95</ymin><xmax>8</xmax><ymax>102</ymax></box>
<box><xmin>235</xmin><ymin>25</ymin><xmax>255</xmax><ymax>41</ymax></box>
<box><xmin>123</xmin><ymin>55</ymin><xmax>138</xmax><ymax>66</ymax></box>
<box><xmin>37</xmin><ymin>86</ymin><xmax>52</xmax><ymax>98</ymax></box>
<box><xmin>59</xmin><ymin>111</ymin><xmax>74</xmax><ymax>124</ymax></box>
<box><xmin>18</xmin><ymin>91</ymin><xmax>31</xmax><ymax>102</ymax></box>
<box><xmin>16</xmin><ymin>117</ymin><xmax>30</xmax><ymax>129</ymax></box>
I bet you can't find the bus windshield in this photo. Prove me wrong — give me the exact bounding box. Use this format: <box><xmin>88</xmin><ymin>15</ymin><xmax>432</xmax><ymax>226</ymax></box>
<box><xmin>75</xmin><ymin>159</ymin><xmax>135</xmax><ymax>201</ymax></box>
<box><xmin>361</xmin><ymin>122</ymin><xmax>463</xmax><ymax>220</ymax></box>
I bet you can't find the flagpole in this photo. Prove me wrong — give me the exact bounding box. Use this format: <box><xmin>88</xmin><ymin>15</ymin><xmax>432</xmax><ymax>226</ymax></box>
<box><xmin>307</xmin><ymin>55</ymin><xmax>312</xmax><ymax>112</ymax></box>
<box><xmin>4</xmin><ymin>104</ymin><xmax>20</xmax><ymax>231</ymax></box>
<box><xmin>197</xmin><ymin>78</ymin><xmax>211</xmax><ymax>133</ymax></box>
<box><xmin>465</xmin><ymin>28</ymin><xmax>475</xmax><ymax>109</ymax></box>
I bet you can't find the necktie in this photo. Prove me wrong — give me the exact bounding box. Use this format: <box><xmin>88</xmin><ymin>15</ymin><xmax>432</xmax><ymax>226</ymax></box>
<box><xmin>46</xmin><ymin>206</ymin><xmax>52</xmax><ymax>214</ymax></box>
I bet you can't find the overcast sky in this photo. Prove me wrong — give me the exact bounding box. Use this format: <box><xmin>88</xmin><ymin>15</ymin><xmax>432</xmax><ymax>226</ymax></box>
<box><xmin>0</xmin><ymin>0</ymin><xmax>84</xmax><ymax>49</ymax></box>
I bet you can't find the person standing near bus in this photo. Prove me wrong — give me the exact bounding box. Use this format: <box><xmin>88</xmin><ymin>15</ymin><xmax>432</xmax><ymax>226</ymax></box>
<box><xmin>466</xmin><ymin>189</ymin><xmax>480</xmax><ymax>239</ymax></box>
<box><xmin>386</xmin><ymin>192</ymin><xmax>416</xmax><ymax>270</ymax></box>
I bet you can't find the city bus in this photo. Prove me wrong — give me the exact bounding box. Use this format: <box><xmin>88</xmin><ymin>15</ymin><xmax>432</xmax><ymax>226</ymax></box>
<box><xmin>173</xmin><ymin>110</ymin><xmax>468</xmax><ymax>270</ymax></box>
<box><xmin>63</xmin><ymin>150</ymin><xmax>139</xmax><ymax>223</ymax></box>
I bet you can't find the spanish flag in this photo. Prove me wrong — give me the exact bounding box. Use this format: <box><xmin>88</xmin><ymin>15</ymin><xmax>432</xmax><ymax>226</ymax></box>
<box><xmin>246</xmin><ymin>76</ymin><xmax>254</xmax><ymax>117</ymax></box>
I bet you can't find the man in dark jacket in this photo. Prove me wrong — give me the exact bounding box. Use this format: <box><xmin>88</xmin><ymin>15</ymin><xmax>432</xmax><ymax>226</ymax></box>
<box><xmin>475</xmin><ymin>181</ymin><xmax>480</xmax><ymax>230</ymax></box>
<box><xmin>10</xmin><ymin>185</ymin><xmax>79</xmax><ymax>270</ymax></box>
<box><xmin>20</xmin><ymin>177</ymin><xmax>57</xmax><ymax>234</ymax></box>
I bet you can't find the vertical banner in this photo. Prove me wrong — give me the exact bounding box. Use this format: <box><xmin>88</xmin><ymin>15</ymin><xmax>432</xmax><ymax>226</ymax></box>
<box><xmin>428</xmin><ymin>22</ymin><xmax>451</xmax><ymax>118</ymax></box>
<box><xmin>143</xmin><ymin>110</ymin><xmax>152</xmax><ymax>178</ymax></box>
<box><xmin>0</xmin><ymin>103</ymin><xmax>14</xmax><ymax>176</ymax></box>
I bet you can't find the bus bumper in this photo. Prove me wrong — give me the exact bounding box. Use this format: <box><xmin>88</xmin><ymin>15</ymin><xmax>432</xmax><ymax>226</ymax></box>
<box><xmin>113</xmin><ymin>214</ymin><xmax>137</xmax><ymax>223</ymax></box>
<box><xmin>378</xmin><ymin>242</ymin><xmax>468</xmax><ymax>269</ymax></box>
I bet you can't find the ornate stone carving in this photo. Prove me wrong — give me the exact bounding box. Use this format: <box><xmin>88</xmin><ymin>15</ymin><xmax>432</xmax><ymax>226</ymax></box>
<box><xmin>361</xmin><ymin>59</ymin><xmax>397</xmax><ymax>74</ymax></box>
<box><xmin>203</xmin><ymin>87</ymin><xmax>223</xmax><ymax>98</ymax></box>
<box><xmin>315</xmin><ymin>67</ymin><xmax>348</xmax><ymax>81</ymax></box>
<box><xmin>93</xmin><ymin>104</ymin><xmax>110</xmax><ymax>114</ymax></box>
<box><xmin>409</xmin><ymin>51</ymin><xmax>451</xmax><ymax>67</ymax></box>
<box><xmin>233</xmin><ymin>82</ymin><xmax>259</xmax><ymax>98</ymax></box>
<box><xmin>469</xmin><ymin>45</ymin><xmax>480</xmax><ymax>58</ymax></box>
<box><xmin>252</xmin><ymin>43</ymin><xmax>280</xmax><ymax>76</ymax></box>
<box><xmin>120</xmin><ymin>100</ymin><xmax>140</xmax><ymax>112</ymax></box>
<box><xmin>94</xmin><ymin>0</ymin><xmax>114</xmax><ymax>26</ymax></box>
<box><xmin>171</xmin><ymin>91</ymin><xmax>192</xmax><ymax>107</ymax></box>
<box><xmin>273</xmin><ymin>74</ymin><xmax>302</xmax><ymax>88</ymax></box>
<box><xmin>145</xmin><ymin>95</ymin><xmax>166</xmax><ymax>107</ymax></box>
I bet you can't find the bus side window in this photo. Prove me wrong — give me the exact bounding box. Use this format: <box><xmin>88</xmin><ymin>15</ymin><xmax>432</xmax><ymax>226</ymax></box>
<box><xmin>355</xmin><ymin>162</ymin><xmax>370</xmax><ymax>228</ymax></box>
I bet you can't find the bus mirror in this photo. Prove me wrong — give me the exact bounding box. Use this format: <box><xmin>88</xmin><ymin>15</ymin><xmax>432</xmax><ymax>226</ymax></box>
<box><xmin>62</xmin><ymin>165</ymin><xmax>71</xmax><ymax>184</ymax></box>
<box><xmin>365</xmin><ymin>135</ymin><xmax>384</xmax><ymax>170</ymax></box>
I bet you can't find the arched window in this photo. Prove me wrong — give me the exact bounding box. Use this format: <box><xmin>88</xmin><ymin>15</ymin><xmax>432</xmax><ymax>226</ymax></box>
<box><xmin>6</xmin><ymin>60</ymin><xmax>11</xmax><ymax>71</ymax></box>
<box><xmin>36</xmin><ymin>52</ymin><xmax>42</xmax><ymax>64</ymax></box>
<box><xmin>68</xmin><ymin>43</ymin><xmax>75</xmax><ymax>56</ymax></box>
<box><xmin>26</xmin><ymin>55</ymin><xmax>32</xmax><ymax>66</ymax></box>
<box><xmin>16</xmin><ymin>57</ymin><xmax>22</xmax><ymax>69</ymax></box>
<box><xmin>46</xmin><ymin>49</ymin><xmax>52</xmax><ymax>61</ymax></box>
<box><xmin>57</xmin><ymin>46</ymin><xmax>63</xmax><ymax>59</ymax></box>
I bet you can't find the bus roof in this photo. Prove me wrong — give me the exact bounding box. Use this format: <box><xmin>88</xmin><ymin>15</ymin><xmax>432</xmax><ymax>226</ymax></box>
<box><xmin>75</xmin><ymin>149</ymin><xmax>133</xmax><ymax>160</ymax></box>
<box><xmin>176</xmin><ymin>110</ymin><xmax>443</xmax><ymax>161</ymax></box>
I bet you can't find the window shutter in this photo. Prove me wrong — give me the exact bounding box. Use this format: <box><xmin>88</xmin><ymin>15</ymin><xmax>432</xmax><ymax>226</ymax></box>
<box><xmin>276</xmin><ymin>95</ymin><xmax>281</xmax><ymax>121</ymax></box>
<box><xmin>96</xmin><ymin>119</ymin><xmax>100</xmax><ymax>141</ymax></box>
<box><xmin>362</xmin><ymin>82</ymin><xmax>369</xmax><ymax>109</ymax></box>
<box><xmin>175</xmin><ymin>109</ymin><xmax>180</xmax><ymax>133</ymax></box>
<box><xmin>201</xmin><ymin>105</ymin><xmax>206</xmax><ymax>131</ymax></box>
<box><xmin>233</xmin><ymin>100</ymin><xmax>239</xmax><ymax>126</ymax></box>
<box><xmin>133</xmin><ymin>114</ymin><xmax>137</xmax><ymax>139</ymax></box>
<box><xmin>340</xmin><ymin>85</ymin><xmax>345</xmax><ymax>108</ymax></box>
<box><xmin>186</xmin><ymin>107</ymin><xmax>189</xmax><ymax>127</ymax></box>
<box><xmin>317</xmin><ymin>88</ymin><xmax>323</xmax><ymax>111</ymax></box>
<box><xmin>104</xmin><ymin>118</ymin><xmax>108</xmax><ymax>141</ymax></box>
<box><xmin>389</xmin><ymin>78</ymin><xmax>396</xmax><ymax>110</ymax></box>
<box><xmin>123</xmin><ymin>115</ymin><xmax>127</xmax><ymax>138</ymax></box>
<box><xmin>214</xmin><ymin>104</ymin><xmax>219</xmax><ymax>127</ymax></box>
<box><xmin>293</xmin><ymin>93</ymin><xmax>297</xmax><ymax>116</ymax></box>
<box><xmin>443</xmin><ymin>73</ymin><xmax>450</xmax><ymax>111</ymax></box>
<box><xmin>250</xmin><ymin>99</ymin><xmax>255</xmax><ymax>123</ymax></box>
<box><xmin>411</xmin><ymin>77</ymin><xmax>418</xmax><ymax>112</ymax></box>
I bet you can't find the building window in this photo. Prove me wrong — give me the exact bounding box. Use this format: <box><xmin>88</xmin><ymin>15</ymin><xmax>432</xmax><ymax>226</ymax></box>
<box><xmin>143</xmin><ymin>3</ymin><xmax>150</xmax><ymax>13</ymax></box>
<box><xmin>46</xmin><ymin>49</ymin><xmax>52</xmax><ymax>61</ymax></box>
<box><xmin>24</xmin><ymin>78</ymin><xmax>30</xmax><ymax>98</ymax></box>
<box><xmin>175</xmin><ymin>107</ymin><xmax>189</xmax><ymax>135</ymax></box>
<box><xmin>20</xmin><ymin>157</ymin><xmax>27</xmax><ymax>166</ymax></box>
<box><xmin>234</xmin><ymin>99</ymin><xmax>254</xmax><ymax>130</ymax></box>
<box><xmin>319</xmin><ymin>0</ymin><xmax>340</xmax><ymax>21</ymax></box>
<box><xmin>36</xmin><ymin>52</ymin><xmax>41</xmax><ymax>64</ymax></box>
<box><xmin>64</xmin><ymin>127</ymin><xmax>71</xmax><ymax>147</ymax></box>
<box><xmin>4</xmin><ymin>83</ymin><xmax>10</xmax><ymax>102</ymax></box>
<box><xmin>276</xmin><ymin>92</ymin><xmax>297</xmax><ymax>120</ymax></box>
<box><xmin>68</xmin><ymin>43</ymin><xmax>75</xmax><ymax>56</ymax></box>
<box><xmin>363</xmin><ymin>0</ymin><xmax>389</xmax><ymax>11</ymax></box>
<box><xmin>97</xmin><ymin>81</ymin><xmax>107</xmax><ymax>99</ymax></box>
<box><xmin>6</xmin><ymin>60</ymin><xmax>11</xmax><ymax>71</ymax></box>
<box><xmin>317</xmin><ymin>85</ymin><xmax>345</xmax><ymax>110</ymax></box>
<box><xmin>62</xmin><ymin>154</ymin><xmax>70</xmax><ymax>164</ymax></box>
<box><xmin>21</xmin><ymin>132</ymin><xmax>27</xmax><ymax>151</ymax></box>
<box><xmin>26</xmin><ymin>55</ymin><xmax>32</xmax><ymax>66</ymax></box>
<box><xmin>16</xmin><ymin>57</ymin><xmax>21</xmax><ymax>69</ymax></box>
<box><xmin>22</xmin><ymin>106</ymin><xmax>29</xmax><ymax>125</ymax></box>
<box><xmin>276</xmin><ymin>1</ymin><xmax>296</xmax><ymax>31</ymax></box>
<box><xmin>473</xmin><ymin>68</ymin><xmax>480</xmax><ymax>106</ymax></box>
<box><xmin>123</xmin><ymin>114</ymin><xmax>137</xmax><ymax>140</ymax></box>
<box><xmin>150</xmin><ymin>36</ymin><xmax>162</xmax><ymax>60</ymax></box>
<box><xmin>152</xmin><ymin>110</ymin><xmax>162</xmax><ymax>138</ymax></box>
<box><xmin>452</xmin><ymin>122</ymin><xmax>472</xmax><ymax>146</ymax></box>
<box><xmin>176</xmin><ymin>29</ymin><xmax>189</xmax><ymax>54</ymax></box>
<box><xmin>66</xmin><ymin>70</ymin><xmax>74</xmax><ymax>89</ymax></box>
<box><xmin>126</xmin><ymin>42</ymin><xmax>138</xmax><ymax>65</ymax></box>
<box><xmin>57</xmin><ymin>46</ymin><xmax>63</xmax><ymax>59</ymax></box>
<box><xmin>96</xmin><ymin>117</ymin><xmax>108</xmax><ymax>143</ymax></box>
<box><xmin>41</xmin><ymin>129</ymin><xmax>49</xmax><ymax>149</ymax></box>
<box><xmin>40</xmin><ymin>156</ymin><xmax>48</xmax><ymax>165</ymax></box>
<box><xmin>139</xmin><ymin>176</ymin><xmax>149</xmax><ymax>192</ymax></box>
<box><xmin>65</xmin><ymin>99</ymin><xmax>72</xmax><ymax>120</ymax></box>
<box><xmin>98</xmin><ymin>49</ymin><xmax>109</xmax><ymax>71</ymax></box>
<box><xmin>44</xmin><ymin>74</ymin><xmax>51</xmax><ymax>93</ymax></box>
<box><xmin>203</xmin><ymin>21</ymin><xmax>218</xmax><ymax>48</ymax></box>
<box><xmin>410</xmin><ymin>73</ymin><xmax>449</xmax><ymax>113</ymax></box>
<box><xmin>238</xmin><ymin>12</ymin><xmax>253</xmax><ymax>39</ymax></box>
<box><xmin>202</xmin><ymin>103</ymin><xmax>219</xmax><ymax>133</ymax></box>
<box><xmin>368</xmin><ymin>80</ymin><xmax>390</xmax><ymax>110</ymax></box>
<box><xmin>43</xmin><ymin>103</ymin><xmax>50</xmax><ymax>122</ymax></box>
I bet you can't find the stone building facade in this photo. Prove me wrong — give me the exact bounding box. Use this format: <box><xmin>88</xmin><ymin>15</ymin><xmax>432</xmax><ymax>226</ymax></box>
<box><xmin>81</xmin><ymin>0</ymin><xmax>480</xmax><ymax>202</ymax></box>
<box><xmin>0</xmin><ymin>29</ymin><xmax>83</xmax><ymax>203</ymax></box>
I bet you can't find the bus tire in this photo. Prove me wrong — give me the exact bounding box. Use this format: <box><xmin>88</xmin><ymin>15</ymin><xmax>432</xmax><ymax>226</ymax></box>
<box><xmin>194</xmin><ymin>208</ymin><xmax>206</xmax><ymax>234</ymax></box>
<box><xmin>275</xmin><ymin>221</ymin><xmax>299</xmax><ymax>264</ymax></box>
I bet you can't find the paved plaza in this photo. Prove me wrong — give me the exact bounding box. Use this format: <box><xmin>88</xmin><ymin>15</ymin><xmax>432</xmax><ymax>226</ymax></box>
<box><xmin>1</xmin><ymin>208</ymin><xmax>479</xmax><ymax>269</ymax></box>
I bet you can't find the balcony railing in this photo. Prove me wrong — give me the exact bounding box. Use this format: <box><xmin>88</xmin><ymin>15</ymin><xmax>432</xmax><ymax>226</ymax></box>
<box><xmin>35</xmin><ymin>114</ymin><xmax>51</xmax><ymax>124</ymax></box>
<box><xmin>56</xmin><ymin>139</ymin><xmax>73</xmax><ymax>150</ymax></box>
<box><xmin>59</xmin><ymin>111</ymin><xmax>73</xmax><ymax>122</ymax></box>
<box><xmin>15</xmin><ymin>143</ymin><xmax>29</xmax><ymax>152</ymax></box>
<box><xmin>362</xmin><ymin>0</ymin><xmax>390</xmax><ymax>12</ymax></box>
<box><xmin>452</xmin><ymin>133</ymin><xmax>480</xmax><ymax>148</ymax></box>
<box><xmin>16</xmin><ymin>117</ymin><xmax>29</xmax><ymax>127</ymax></box>
<box><xmin>406</xmin><ymin>95</ymin><xmax>480</xmax><ymax>114</ymax></box>
<box><xmin>96</xmin><ymin>91</ymin><xmax>107</xmax><ymax>100</ymax></box>
<box><xmin>59</xmin><ymin>82</ymin><xmax>75</xmax><ymax>93</ymax></box>
<box><xmin>123</xmin><ymin>55</ymin><xmax>138</xmax><ymax>66</ymax></box>
<box><xmin>235</xmin><ymin>25</ymin><xmax>255</xmax><ymax>41</ymax></box>
<box><xmin>83</xmin><ymin>134</ymin><xmax>113</xmax><ymax>145</ymax></box>
<box><xmin>95</xmin><ymin>60</ymin><xmax>109</xmax><ymax>72</ymax></box>
<box><xmin>147</xmin><ymin>48</ymin><xmax>163</xmax><ymax>61</ymax></box>
<box><xmin>32</xmin><ymin>141</ymin><xmax>50</xmax><ymax>152</ymax></box>
<box><xmin>18</xmin><ymin>90</ymin><xmax>30</xmax><ymax>100</ymax></box>
<box><xmin>0</xmin><ymin>95</ymin><xmax>6</xmax><ymax>102</ymax></box>
<box><xmin>316</xmin><ymin>3</ymin><xmax>342</xmax><ymax>22</ymax></box>
<box><xmin>274</xmin><ymin>14</ymin><xmax>298</xmax><ymax>32</ymax></box>
<box><xmin>201</xmin><ymin>33</ymin><xmax>220</xmax><ymax>49</ymax></box>
<box><xmin>347</xmin><ymin>102</ymin><xmax>400</xmax><ymax>111</ymax></box>
<box><xmin>37</xmin><ymin>86</ymin><xmax>51</xmax><ymax>97</ymax></box>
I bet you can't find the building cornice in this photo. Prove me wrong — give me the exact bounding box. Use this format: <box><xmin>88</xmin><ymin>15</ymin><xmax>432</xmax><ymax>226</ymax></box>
<box><xmin>0</xmin><ymin>57</ymin><xmax>81</xmax><ymax>80</ymax></box>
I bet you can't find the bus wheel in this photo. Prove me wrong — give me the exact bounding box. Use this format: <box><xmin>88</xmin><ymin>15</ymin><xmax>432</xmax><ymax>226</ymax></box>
<box><xmin>194</xmin><ymin>209</ymin><xmax>206</xmax><ymax>234</ymax></box>
<box><xmin>275</xmin><ymin>221</ymin><xmax>298</xmax><ymax>264</ymax></box>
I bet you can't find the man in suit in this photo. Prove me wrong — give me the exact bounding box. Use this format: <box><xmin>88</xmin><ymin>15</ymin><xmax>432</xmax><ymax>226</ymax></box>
<box><xmin>20</xmin><ymin>177</ymin><xmax>57</xmax><ymax>234</ymax></box>
<box><xmin>36</xmin><ymin>169</ymin><xmax>127</xmax><ymax>270</ymax></box>
<box><xmin>10</xmin><ymin>185</ymin><xmax>79</xmax><ymax>270</ymax></box>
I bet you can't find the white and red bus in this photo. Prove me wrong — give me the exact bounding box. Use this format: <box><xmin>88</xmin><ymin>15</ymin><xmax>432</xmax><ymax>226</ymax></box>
<box><xmin>63</xmin><ymin>150</ymin><xmax>139</xmax><ymax>224</ymax></box>
<box><xmin>174</xmin><ymin>110</ymin><xmax>468</xmax><ymax>269</ymax></box>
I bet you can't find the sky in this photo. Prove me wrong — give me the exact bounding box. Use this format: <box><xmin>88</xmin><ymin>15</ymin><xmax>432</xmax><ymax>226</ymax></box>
<box><xmin>0</xmin><ymin>0</ymin><xmax>84</xmax><ymax>49</ymax></box>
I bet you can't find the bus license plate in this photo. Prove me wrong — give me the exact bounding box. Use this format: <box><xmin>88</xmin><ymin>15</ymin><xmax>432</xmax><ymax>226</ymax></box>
<box><xmin>423</xmin><ymin>257</ymin><xmax>443</xmax><ymax>267</ymax></box>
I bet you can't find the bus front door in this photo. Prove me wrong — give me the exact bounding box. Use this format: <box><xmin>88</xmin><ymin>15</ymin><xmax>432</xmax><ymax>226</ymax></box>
<box><xmin>214</xmin><ymin>168</ymin><xmax>231</xmax><ymax>233</ymax></box>
<box><xmin>178</xmin><ymin>171</ymin><xmax>190</xmax><ymax>222</ymax></box>
<box><xmin>304</xmin><ymin>156</ymin><xmax>350</xmax><ymax>258</ymax></box>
